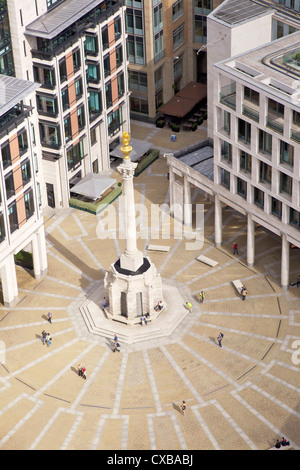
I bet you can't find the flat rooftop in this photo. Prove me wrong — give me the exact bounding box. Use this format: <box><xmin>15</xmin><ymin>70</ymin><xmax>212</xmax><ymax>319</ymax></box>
<box><xmin>0</xmin><ymin>75</ymin><xmax>39</xmax><ymax>116</ymax></box>
<box><xmin>216</xmin><ymin>30</ymin><xmax>300</xmax><ymax>103</ymax></box>
<box><xmin>25</xmin><ymin>0</ymin><xmax>107</xmax><ymax>39</ymax></box>
<box><xmin>212</xmin><ymin>0</ymin><xmax>273</xmax><ymax>25</ymax></box>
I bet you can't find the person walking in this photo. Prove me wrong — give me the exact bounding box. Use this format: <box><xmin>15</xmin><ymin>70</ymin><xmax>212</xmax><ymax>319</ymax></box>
<box><xmin>78</xmin><ymin>364</ymin><xmax>83</xmax><ymax>377</ymax></box>
<box><xmin>199</xmin><ymin>291</ymin><xmax>205</xmax><ymax>303</ymax></box>
<box><xmin>180</xmin><ymin>400</ymin><xmax>187</xmax><ymax>416</ymax></box>
<box><xmin>241</xmin><ymin>286</ymin><xmax>247</xmax><ymax>300</ymax></box>
<box><xmin>41</xmin><ymin>330</ymin><xmax>47</xmax><ymax>345</ymax></box>
<box><xmin>186</xmin><ymin>301</ymin><xmax>192</xmax><ymax>312</ymax></box>
<box><xmin>112</xmin><ymin>334</ymin><xmax>120</xmax><ymax>352</ymax></box>
<box><xmin>46</xmin><ymin>333</ymin><xmax>52</xmax><ymax>347</ymax></box>
<box><xmin>217</xmin><ymin>332</ymin><xmax>224</xmax><ymax>348</ymax></box>
<box><xmin>233</xmin><ymin>242</ymin><xmax>238</xmax><ymax>255</ymax></box>
<box><xmin>47</xmin><ymin>312</ymin><xmax>52</xmax><ymax>324</ymax></box>
<box><xmin>81</xmin><ymin>366</ymin><xmax>87</xmax><ymax>380</ymax></box>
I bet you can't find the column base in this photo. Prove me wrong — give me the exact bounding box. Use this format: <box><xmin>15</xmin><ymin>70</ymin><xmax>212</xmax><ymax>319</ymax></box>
<box><xmin>4</xmin><ymin>296</ymin><xmax>18</xmax><ymax>308</ymax></box>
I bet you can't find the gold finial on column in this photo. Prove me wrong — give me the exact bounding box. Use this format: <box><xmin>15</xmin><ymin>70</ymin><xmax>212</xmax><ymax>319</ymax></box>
<box><xmin>120</xmin><ymin>132</ymin><xmax>132</xmax><ymax>160</ymax></box>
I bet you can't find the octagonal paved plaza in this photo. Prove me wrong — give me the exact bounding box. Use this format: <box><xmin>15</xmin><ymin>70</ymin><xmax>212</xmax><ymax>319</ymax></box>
<box><xmin>0</xmin><ymin>122</ymin><xmax>300</xmax><ymax>451</ymax></box>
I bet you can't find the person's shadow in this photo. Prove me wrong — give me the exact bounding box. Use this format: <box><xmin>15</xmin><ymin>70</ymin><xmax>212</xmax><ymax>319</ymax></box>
<box><xmin>172</xmin><ymin>402</ymin><xmax>183</xmax><ymax>415</ymax></box>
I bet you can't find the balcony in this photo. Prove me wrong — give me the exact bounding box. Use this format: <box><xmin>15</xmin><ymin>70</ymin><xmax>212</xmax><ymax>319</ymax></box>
<box><xmin>266</xmin><ymin>112</ymin><xmax>284</xmax><ymax>134</ymax></box>
<box><xmin>219</xmin><ymin>83</ymin><xmax>236</xmax><ymax>111</ymax></box>
<box><xmin>242</xmin><ymin>103</ymin><xmax>259</xmax><ymax>122</ymax></box>
<box><xmin>0</xmin><ymin>104</ymin><xmax>32</xmax><ymax>139</ymax></box>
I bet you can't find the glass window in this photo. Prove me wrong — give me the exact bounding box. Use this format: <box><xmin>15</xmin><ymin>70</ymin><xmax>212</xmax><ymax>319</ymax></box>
<box><xmin>259</xmin><ymin>130</ymin><xmax>272</xmax><ymax>155</ymax></box>
<box><xmin>77</xmin><ymin>106</ymin><xmax>85</xmax><ymax>130</ymax></box>
<box><xmin>238</xmin><ymin>118</ymin><xmax>251</xmax><ymax>144</ymax></box>
<box><xmin>85</xmin><ymin>35</ymin><xmax>98</xmax><ymax>55</ymax></box>
<box><xmin>173</xmin><ymin>24</ymin><xmax>184</xmax><ymax>50</ymax></box>
<box><xmin>75</xmin><ymin>78</ymin><xmax>83</xmax><ymax>100</ymax></box>
<box><xmin>244</xmin><ymin>87</ymin><xmax>259</xmax><ymax>105</ymax></box>
<box><xmin>222</xmin><ymin>141</ymin><xmax>232</xmax><ymax>164</ymax></box>
<box><xmin>8</xmin><ymin>201</ymin><xmax>18</xmax><ymax>233</ymax></box>
<box><xmin>5</xmin><ymin>172</ymin><xmax>14</xmax><ymax>199</ymax></box>
<box><xmin>24</xmin><ymin>189</ymin><xmax>34</xmax><ymax>219</ymax></box>
<box><xmin>280</xmin><ymin>172</ymin><xmax>292</xmax><ymax>195</ymax></box>
<box><xmin>87</xmin><ymin>63</ymin><xmax>100</xmax><ymax>83</ymax></box>
<box><xmin>271</xmin><ymin>197</ymin><xmax>282</xmax><ymax>218</ymax></box>
<box><xmin>72</xmin><ymin>49</ymin><xmax>81</xmax><ymax>72</ymax></box>
<box><xmin>1</xmin><ymin>142</ymin><xmax>11</xmax><ymax>169</ymax></box>
<box><xmin>59</xmin><ymin>58</ymin><xmax>67</xmax><ymax>83</ymax></box>
<box><xmin>220</xmin><ymin>168</ymin><xmax>230</xmax><ymax>188</ymax></box>
<box><xmin>290</xmin><ymin>208</ymin><xmax>300</xmax><ymax>230</ymax></box>
<box><xmin>18</xmin><ymin>129</ymin><xmax>28</xmax><ymax>154</ymax></box>
<box><xmin>280</xmin><ymin>140</ymin><xmax>294</xmax><ymax>166</ymax></box>
<box><xmin>173</xmin><ymin>0</ymin><xmax>183</xmax><ymax>20</ymax></box>
<box><xmin>117</xmin><ymin>72</ymin><xmax>125</xmax><ymax>98</ymax></box>
<box><xmin>254</xmin><ymin>187</ymin><xmax>264</xmax><ymax>209</ymax></box>
<box><xmin>40</xmin><ymin>123</ymin><xmax>61</xmax><ymax>148</ymax></box>
<box><xmin>89</xmin><ymin>90</ymin><xmax>102</xmax><ymax>121</ymax></box>
<box><xmin>61</xmin><ymin>87</ymin><xmax>69</xmax><ymax>111</ymax></box>
<box><xmin>240</xmin><ymin>150</ymin><xmax>252</xmax><ymax>173</ymax></box>
<box><xmin>0</xmin><ymin>212</ymin><xmax>6</xmax><ymax>242</ymax></box>
<box><xmin>21</xmin><ymin>159</ymin><xmax>31</xmax><ymax>185</ymax></box>
<box><xmin>67</xmin><ymin>140</ymin><xmax>84</xmax><ymax>171</ymax></box>
<box><xmin>64</xmin><ymin>116</ymin><xmax>72</xmax><ymax>143</ymax></box>
<box><xmin>33</xmin><ymin>66</ymin><xmax>55</xmax><ymax>89</ymax></box>
<box><xmin>237</xmin><ymin>177</ymin><xmax>247</xmax><ymax>198</ymax></box>
<box><xmin>36</xmin><ymin>94</ymin><xmax>58</xmax><ymax>116</ymax></box>
<box><xmin>259</xmin><ymin>161</ymin><xmax>272</xmax><ymax>184</ymax></box>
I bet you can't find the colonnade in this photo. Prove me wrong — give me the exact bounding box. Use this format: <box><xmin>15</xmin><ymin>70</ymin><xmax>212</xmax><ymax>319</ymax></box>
<box><xmin>169</xmin><ymin>165</ymin><xmax>293</xmax><ymax>290</ymax></box>
<box><xmin>0</xmin><ymin>225</ymin><xmax>48</xmax><ymax>307</ymax></box>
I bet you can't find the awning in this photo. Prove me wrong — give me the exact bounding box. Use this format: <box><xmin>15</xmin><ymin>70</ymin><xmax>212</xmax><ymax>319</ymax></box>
<box><xmin>159</xmin><ymin>82</ymin><xmax>207</xmax><ymax>118</ymax></box>
<box><xmin>110</xmin><ymin>138</ymin><xmax>152</xmax><ymax>161</ymax></box>
<box><xmin>70</xmin><ymin>173</ymin><xmax>116</xmax><ymax>200</ymax></box>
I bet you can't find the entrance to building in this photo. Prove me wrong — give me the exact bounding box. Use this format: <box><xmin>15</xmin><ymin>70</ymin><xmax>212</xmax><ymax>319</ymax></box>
<box><xmin>136</xmin><ymin>292</ymin><xmax>143</xmax><ymax>317</ymax></box>
<box><xmin>46</xmin><ymin>183</ymin><xmax>55</xmax><ymax>208</ymax></box>
<box><xmin>121</xmin><ymin>292</ymin><xmax>127</xmax><ymax>317</ymax></box>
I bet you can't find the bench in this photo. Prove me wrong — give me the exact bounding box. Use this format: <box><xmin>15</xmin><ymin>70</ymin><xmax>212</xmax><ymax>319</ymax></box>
<box><xmin>147</xmin><ymin>244</ymin><xmax>170</xmax><ymax>252</ymax></box>
<box><xmin>197</xmin><ymin>255</ymin><xmax>218</xmax><ymax>267</ymax></box>
<box><xmin>232</xmin><ymin>279</ymin><xmax>245</xmax><ymax>295</ymax></box>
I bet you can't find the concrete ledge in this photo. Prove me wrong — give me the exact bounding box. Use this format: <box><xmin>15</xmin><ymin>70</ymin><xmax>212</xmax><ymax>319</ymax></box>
<box><xmin>147</xmin><ymin>244</ymin><xmax>170</xmax><ymax>252</ymax></box>
<box><xmin>232</xmin><ymin>279</ymin><xmax>244</xmax><ymax>295</ymax></box>
<box><xmin>197</xmin><ymin>254</ymin><xmax>218</xmax><ymax>267</ymax></box>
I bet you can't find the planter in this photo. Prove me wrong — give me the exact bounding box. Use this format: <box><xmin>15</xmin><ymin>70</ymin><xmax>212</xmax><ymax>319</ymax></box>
<box><xmin>191</xmin><ymin>123</ymin><xmax>197</xmax><ymax>131</ymax></box>
<box><xmin>69</xmin><ymin>186</ymin><xmax>122</xmax><ymax>215</ymax></box>
<box><xmin>14</xmin><ymin>250</ymin><xmax>33</xmax><ymax>270</ymax></box>
<box><xmin>171</xmin><ymin>124</ymin><xmax>180</xmax><ymax>132</ymax></box>
<box><xmin>135</xmin><ymin>149</ymin><xmax>160</xmax><ymax>176</ymax></box>
<box><xmin>156</xmin><ymin>120</ymin><xmax>165</xmax><ymax>128</ymax></box>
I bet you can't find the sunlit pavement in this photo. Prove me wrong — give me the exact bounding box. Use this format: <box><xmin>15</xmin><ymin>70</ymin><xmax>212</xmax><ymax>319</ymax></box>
<box><xmin>0</xmin><ymin>121</ymin><xmax>299</xmax><ymax>450</ymax></box>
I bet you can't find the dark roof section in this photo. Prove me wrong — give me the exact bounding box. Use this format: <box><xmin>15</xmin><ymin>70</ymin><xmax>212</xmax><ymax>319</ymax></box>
<box><xmin>25</xmin><ymin>0</ymin><xmax>106</xmax><ymax>39</ymax></box>
<box><xmin>0</xmin><ymin>75</ymin><xmax>39</xmax><ymax>116</ymax></box>
<box><xmin>213</xmin><ymin>0</ymin><xmax>272</xmax><ymax>25</ymax></box>
<box><xmin>159</xmin><ymin>82</ymin><xmax>207</xmax><ymax>118</ymax></box>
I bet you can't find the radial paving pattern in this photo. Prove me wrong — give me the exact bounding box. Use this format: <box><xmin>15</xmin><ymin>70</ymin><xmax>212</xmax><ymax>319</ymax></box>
<box><xmin>0</xmin><ymin>155</ymin><xmax>300</xmax><ymax>450</ymax></box>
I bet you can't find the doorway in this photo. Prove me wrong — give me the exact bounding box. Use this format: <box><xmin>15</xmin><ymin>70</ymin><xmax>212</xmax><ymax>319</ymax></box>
<box><xmin>121</xmin><ymin>292</ymin><xmax>127</xmax><ymax>317</ymax></box>
<box><xmin>136</xmin><ymin>292</ymin><xmax>143</xmax><ymax>317</ymax></box>
<box><xmin>46</xmin><ymin>183</ymin><xmax>55</xmax><ymax>208</ymax></box>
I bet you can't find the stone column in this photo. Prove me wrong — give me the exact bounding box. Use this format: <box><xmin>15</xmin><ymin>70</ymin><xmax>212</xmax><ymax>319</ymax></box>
<box><xmin>247</xmin><ymin>214</ymin><xmax>255</xmax><ymax>267</ymax></box>
<box><xmin>281</xmin><ymin>234</ymin><xmax>290</xmax><ymax>290</ymax></box>
<box><xmin>183</xmin><ymin>175</ymin><xmax>192</xmax><ymax>230</ymax></box>
<box><xmin>1</xmin><ymin>255</ymin><xmax>18</xmax><ymax>307</ymax></box>
<box><xmin>215</xmin><ymin>194</ymin><xmax>222</xmax><ymax>247</ymax></box>
<box><xmin>118</xmin><ymin>133</ymin><xmax>143</xmax><ymax>272</ymax></box>
<box><xmin>169</xmin><ymin>167</ymin><xmax>175</xmax><ymax>216</ymax></box>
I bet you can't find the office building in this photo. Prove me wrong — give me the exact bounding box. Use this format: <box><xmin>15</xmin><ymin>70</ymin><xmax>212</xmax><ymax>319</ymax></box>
<box><xmin>0</xmin><ymin>75</ymin><xmax>47</xmax><ymax>306</ymax></box>
<box><xmin>166</xmin><ymin>0</ymin><xmax>300</xmax><ymax>288</ymax></box>
<box><xmin>6</xmin><ymin>0</ymin><xmax>130</xmax><ymax>208</ymax></box>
